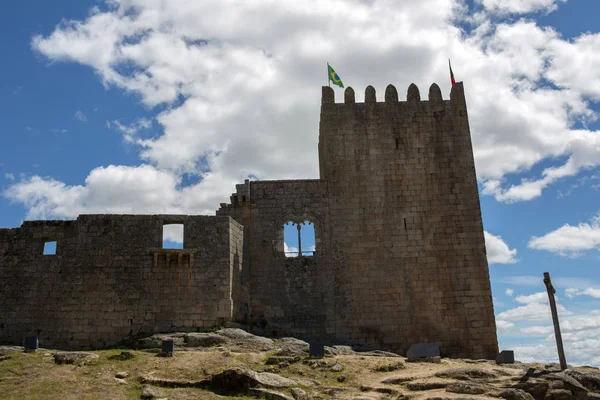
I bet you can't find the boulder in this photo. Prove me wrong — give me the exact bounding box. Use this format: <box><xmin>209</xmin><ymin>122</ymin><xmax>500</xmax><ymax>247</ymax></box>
<box><xmin>216</xmin><ymin>328</ymin><xmax>275</xmax><ymax>352</ymax></box>
<box><xmin>273</xmin><ymin>338</ymin><xmax>309</xmax><ymax>358</ymax></box>
<box><xmin>249</xmin><ymin>388</ymin><xmax>294</xmax><ymax>400</ymax></box>
<box><xmin>565</xmin><ymin>369</ymin><xmax>600</xmax><ymax>391</ymax></box>
<box><xmin>140</xmin><ymin>385</ymin><xmax>163</xmax><ymax>399</ymax></box>
<box><xmin>115</xmin><ymin>371</ymin><xmax>130</xmax><ymax>379</ymax></box>
<box><xmin>184</xmin><ymin>332</ymin><xmax>227</xmax><ymax>347</ymax></box>
<box><xmin>509</xmin><ymin>379</ymin><xmax>550</xmax><ymax>400</ymax></box>
<box><xmin>497</xmin><ymin>351</ymin><xmax>516</xmax><ymax>365</ymax></box>
<box><xmin>496</xmin><ymin>388</ymin><xmax>536</xmax><ymax>400</ymax></box>
<box><xmin>545</xmin><ymin>389</ymin><xmax>576</xmax><ymax>400</ymax></box>
<box><xmin>291</xmin><ymin>388</ymin><xmax>309</xmax><ymax>400</ymax></box>
<box><xmin>545</xmin><ymin>373</ymin><xmax>588</xmax><ymax>399</ymax></box>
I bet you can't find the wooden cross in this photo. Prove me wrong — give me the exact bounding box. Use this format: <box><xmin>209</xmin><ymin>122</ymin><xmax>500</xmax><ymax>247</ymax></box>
<box><xmin>544</xmin><ymin>272</ymin><xmax>567</xmax><ymax>370</ymax></box>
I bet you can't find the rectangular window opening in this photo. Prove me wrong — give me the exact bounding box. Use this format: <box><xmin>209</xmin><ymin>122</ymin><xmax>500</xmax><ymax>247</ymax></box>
<box><xmin>43</xmin><ymin>241</ymin><xmax>57</xmax><ymax>255</ymax></box>
<box><xmin>163</xmin><ymin>223</ymin><xmax>184</xmax><ymax>249</ymax></box>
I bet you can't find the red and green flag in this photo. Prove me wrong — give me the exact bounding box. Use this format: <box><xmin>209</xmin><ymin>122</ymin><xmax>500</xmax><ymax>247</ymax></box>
<box><xmin>328</xmin><ymin>63</ymin><xmax>344</xmax><ymax>88</ymax></box>
<box><xmin>449</xmin><ymin>59</ymin><xmax>456</xmax><ymax>86</ymax></box>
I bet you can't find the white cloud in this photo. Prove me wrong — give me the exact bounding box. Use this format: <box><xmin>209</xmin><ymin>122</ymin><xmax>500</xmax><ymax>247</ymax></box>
<box><xmin>479</xmin><ymin>0</ymin><xmax>565</xmax><ymax>15</ymax></box>
<box><xmin>4</xmin><ymin>173</ymin><xmax>15</xmax><ymax>181</ymax></box>
<box><xmin>506</xmin><ymin>289</ymin><xmax>514</xmax><ymax>296</ymax></box>
<box><xmin>485</xmin><ymin>231</ymin><xmax>518</xmax><ymax>264</ymax></box>
<box><xmin>107</xmin><ymin>118</ymin><xmax>153</xmax><ymax>143</ymax></box>
<box><xmin>50</xmin><ymin>128</ymin><xmax>67</xmax><ymax>135</ymax></box>
<box><xmin>496</xmin><ymin>320</ymin><xmax>515</xmax><ymax>330</ymax></box>
<box><xmin>163</xmin><ymin>223</ymin><xmax>183</xmax><ymax>243</ymax></box>
<box><xmin>564</xmin><ymin>287</ymin><xmax>600</xmax><ymax>299</ymax></box>
<box><xmin>529</xmin><ymin>214</ymin><xmax>600</xmax><ymax>257</ymax></box>
<box><xmin>515</xmin><ymin>292</ymin><xmax>550</xmax><ymax>304</ymax></box>
<box><xmin>74</xmin><ymin>110</ymin><xmax>87</xmax><ymax>122</ymax></box>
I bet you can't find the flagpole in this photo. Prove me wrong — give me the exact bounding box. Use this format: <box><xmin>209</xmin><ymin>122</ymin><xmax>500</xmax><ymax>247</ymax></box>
<box><xmin>327</xmin><ymin>62</ymin><xmax>330</xmax><ymax>87</ymax></box>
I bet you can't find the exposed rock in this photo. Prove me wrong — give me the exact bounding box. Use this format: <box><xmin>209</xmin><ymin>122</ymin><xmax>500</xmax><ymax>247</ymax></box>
<box><xmin>374</xmin><ymin>361</ymin><xmax>405</xmax><ymax>372</ymax></box>
<box><xmin>266</xmin><ymin>356</ymin><xmax>301</xmax><ymax>366</ymax></box>
<box><xmin>136</xmin><ymin>333</ymin><xmax>186</xmax><ymax>349</ymax></box>
<box><xmin>53</xmin><ymin>352</ymin><xmax>99</xmax><ymax>365</ymax></box>
<box><xmin>565</xmin><ymin>369</ymin><xmax>600</xmax><ymax>391</ymax></box>
<box><xmin>140</xmin><ymin>385</ymin><xmax>163</xmax><ymax>399</ymax></box>
<box><xmin>273</xmin><ymin>338</ymin><xmax>309</xmax><ymax>358</ymax></box>
<box><xmin>496</xmin><ymin>388</ymin><xmax>536</xmax><ymax>400</ymax></box>
<box><xmin>331</xmin><ymin>363</ymin><xmax>344</xmax><ymax>372</ymax></box>
<box><xmin>0</xmin><ymin>356</ymin><xmax>11</xmax><ymax>362</ymax></box>
<box><xmin>436</xmin><ymin>367</ymin><xmax>500</xmax><ymax>380</ymax></box>
<box><xmin>108</xmin><ymin>351</ymin><xmax>135</xmax><ymax>360</ymax></box>
<box><xmin>545</xmin><ymin>373</ymin><xmax>588</xmax><ymax>399</ymax></box>
<box><xmin>208</xmin><ymin>368</ymin><xmax>296</xmax><ymax>391</ymax></box>
<box><xmin>114</xmin><ymin>378</ymin><xmax>127</xmax><ymax>384</ymax></box>
<box><xmin>508</xmin><ymin>379</ymin><xmax>550</xmax><ymax>400</ymax></box>
<box><xmin>184</xmin><ymin>332</ymin><xmax>227</xmax><ymax>347</ymax></box>
<box><xmin>545</xmin><ymin>389</ymin><xmax>576</xmax><ymax>400</ymax></box>
<box><xmin>140</xmin><ymin>376</ymin><xmax>204</xmax><ymax>388</ymax></box>
<box><xmin>338</xmin><ymin>376</ymin><xmax>347</xmax><ymax>383</ymax></box>
<box><xmin>115</xmin><ymin>371</ymin><xmax>130</xmax><ymax>379</ymax></box>
<box><xmin>249</xmin><ymin>388</ymin><xmax>294</xmax><ymax>400</ymax></box>
<box><xmin>216</xmin><ymin>328</ymin><xmax>275</xmax><ymax>352</ymax></box>
<box><xmin>446</xmin><ymin>382</ymin><xmax>492</xmax><ymax>395</ymax></box>
<box><xmin>406</xmin><ymin>381</ymin><xmax>449</xmax><ymax>391</ymax></box>
<box><xmin>291</xmin><ymin>387</ymin><xmax>308</xmax><ymax>400</ymax></box>
<box><xmin>0</xmin><ymin>346</ymin><xmax>22</xmax><ymax>356</ymax></box>
<box><xmin>381</xmin><ymin>376</ymin><xmax>418</xmax><ymax>384</ymax></box>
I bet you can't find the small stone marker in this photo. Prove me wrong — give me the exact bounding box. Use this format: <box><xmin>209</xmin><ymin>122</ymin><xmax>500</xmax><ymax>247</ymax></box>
<box><xmin>496</xmin><ymin>350</ymin><xmax>515</xmax><ymax>364</ymax></box>
<box><xmin>24</xmin><ymin>336</ymin><xmax>38</xmax><ymax>353</ymax></box>
<box><xmin>161</xmin><ymin>339</ymin><xmax>174</xmax><ymax>356</ymax></box>
<box><xmin>309</xmin><ymin>341</ymin><xmax>325</xmax><ymax>358</ymax></box>
<box><xmin>406</xmin><ymin>343</ymin><xmax>440</xmax><ymax>360</ymax></box>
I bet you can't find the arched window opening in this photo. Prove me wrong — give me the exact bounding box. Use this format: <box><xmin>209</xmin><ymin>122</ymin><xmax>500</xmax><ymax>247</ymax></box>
<box><xmin>283</xmin><ymin>221</ymin><xmax>316</xmax><ymax>257</ymax></box>
<box><xmin>163</xmin><ymin>223</ymin><xmax>184</xmax><ymax>249</ymax></box>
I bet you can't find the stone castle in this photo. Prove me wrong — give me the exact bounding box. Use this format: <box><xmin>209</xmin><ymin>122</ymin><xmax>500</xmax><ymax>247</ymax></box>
<box><xmin>0</xmin><ymin>82</ymin><xmax>498</xmax><ymax>359</ymax></box>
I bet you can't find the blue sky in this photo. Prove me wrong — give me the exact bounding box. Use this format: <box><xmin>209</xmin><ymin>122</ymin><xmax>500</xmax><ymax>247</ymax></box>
<box><xmin>1</xmin><ymin>0</ymin><xmax>600</xmax><ymax>365</ymax></box>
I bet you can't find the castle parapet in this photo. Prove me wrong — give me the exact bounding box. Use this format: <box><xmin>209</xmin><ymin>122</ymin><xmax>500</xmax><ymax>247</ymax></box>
<box><xmin>321</xmin><ymin>82</ymin><xmax>467</xmax><ymax>112</ymax></box>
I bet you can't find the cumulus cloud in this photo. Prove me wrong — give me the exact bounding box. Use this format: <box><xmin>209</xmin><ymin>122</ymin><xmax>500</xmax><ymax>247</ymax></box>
<box><xmin>564</xmin><ymin>287</ymin><xmax>600</xmax><ymax>299</ymax></box>
<box><xmin>479</xmin><ymin>0</ymin><xmax>566</xmax><ymax>15</ymax></box>
<box><xmin>485</xmin><ymin>231</ymin><xmax>518</xmax><ymax>264</ymax></box>
<box><xmin>107</xmin><ymin>118</ymin><xmax>153</xmax><ymax>143</ymax></box>
<box><xmin>3</xmin><ymin>0</ymin><xmax>600</xmax><ymax>221</ymax></box>
<box><xmin>497</xmin><ymin>290</ymin><xmax>569</xmax><ymax>322</ymax></box>
<box><xmin>506</xmin><ymin>288</ymin><xmax>514</xmax><ymax>296</ymax></box>
<box><xmin>529</xmin><ymin>214</ymin><xmax>600</xmax><ymax>257</ymax></box>
<box><xmin>496</xmin><ymin>320</ymin><xmax>515</xmax><ymax>330</ymax></box>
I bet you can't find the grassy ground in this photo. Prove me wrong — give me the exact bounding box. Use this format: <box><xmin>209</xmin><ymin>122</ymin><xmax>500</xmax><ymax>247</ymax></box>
<box><xmin>0</xmin><ymin>346</ymin><xmax>526</xmax><ymax>400</ymax></box>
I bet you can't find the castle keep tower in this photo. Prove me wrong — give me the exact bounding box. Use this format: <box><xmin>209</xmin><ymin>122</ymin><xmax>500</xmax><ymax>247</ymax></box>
<box><xmin>316</xmin><ymin>82</ymin><xmax>497</xmax><ymax>358</ymax></box>
<box><xmin>0</xmin><ymin>82</ymin><xmax>497</xmax><ymax>359</ymax></box>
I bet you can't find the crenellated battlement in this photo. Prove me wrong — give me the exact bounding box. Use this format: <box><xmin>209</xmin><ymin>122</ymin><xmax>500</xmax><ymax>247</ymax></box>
<box><xmin>321</xmin><ymin>82</ymin><xmax>467</xmax><ymax>112</ymax></box>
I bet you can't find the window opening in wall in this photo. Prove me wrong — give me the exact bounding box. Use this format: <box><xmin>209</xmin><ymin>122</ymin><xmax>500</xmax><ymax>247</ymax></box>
<box><xmin>163</xmin><ymin>223</ymin><xmax>184</xmax><ymax>249</ymax></box>
<box><xmin>283</xmin><ymin>221</ymin><xmax>316</xmax><ymax>257</ymax></box>
<box><xmin>43</xmin><ymin>241</ymin><xmax>57</xmax><ymax>255</ymax></box>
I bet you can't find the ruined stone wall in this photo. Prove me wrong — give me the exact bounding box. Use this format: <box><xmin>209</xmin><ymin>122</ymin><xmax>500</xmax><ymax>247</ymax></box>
<box><xmin>0</xmin><ymin>215</ymin><xmax>244</xmax><ymax>349</ymax></box>
<box><xmin>317</xmin><ymin>82</ymin><xmax>497</xmax><ymax>358</ymax></box>
<box><xmin>218</xmin><ymin>179</ymin><xmax>337</xmax><ymax>340</ymax></box>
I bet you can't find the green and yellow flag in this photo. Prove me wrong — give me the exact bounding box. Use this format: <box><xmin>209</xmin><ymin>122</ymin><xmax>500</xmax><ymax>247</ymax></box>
<box><xmin>328</xmin><ymin>63</ymin><xmax>344</xmax><ymax>88</ymax></box>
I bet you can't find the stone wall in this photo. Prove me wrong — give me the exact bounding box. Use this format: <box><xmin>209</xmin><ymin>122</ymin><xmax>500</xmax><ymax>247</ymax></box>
<box><xmin>218</xmin><ymin>82</ymin><xmax>498</xmax><ymax>359</ymax></box>
<box><xmin>0</xmin><ymin>215</ymin><xmax>244</xmax><ymax>349</ymax></box>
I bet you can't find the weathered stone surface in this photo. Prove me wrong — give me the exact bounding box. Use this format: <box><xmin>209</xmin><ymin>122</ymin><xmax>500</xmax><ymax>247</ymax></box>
<box><xmin>291</xmin><ymin>387</ymin><xmax>308</xmax><ymax>400</ymax></box>
<box><xmin>508</xmin><ymin>379</ymin><xmax>550</xmax><ymax>400</ymax></box>
<box><xmin>565</xmin><ymin>369</ymin><xmax>600</xmax><ymax>391</ymax></box>
<box><xmin>140</xmin><ymin>385</ymin><xmax>163</xmax><ymax>399</ymax></box>
<box><xmin>53</xmin><ymin>352</ymin><xmax>99</xmax><ymax>365</ymax></box>
<box><xmin>115</xmin><ymin>371</ymin><xmax>130</xmax><ymax>379</ymax></box>
<box><xmin>214</xmin><ymin>329</ymin><xmax>275</xmax><ymax>352</ymax></box>
<box><xmin>208</xmin><ymin>368</ymin><xmax>296</xmax><ymax>391</ymax></box>
<box><xmin>381</xmin><ymin>376</ymin><xmax>418</xmax><ymax>385</ymax></box>
<box><xmin>496</xmin><ymin>388</ymin><xmax>536</xmax><ymax>400</ymax></box>
<box><xmin>249</xmin><ymin>388</ymin><xmax>294</xmax><ymax>400</ymax></box>
<box><xmin>273</xmin><ymin>338</ymin><xmax>309</xmax><ymax>358</ymax></box>
<box><xmin>446</xmin><ymin>382</ymin><xmax>492</xmax><ymax>395</ymax></box>
<box><xmin>406</xmin><ymin>381</ymin><xmax>450</xmax><ymax>391</ymax></box>
<box><xmin>184</xmin><ymin>333</ymin><xmax>227</xmax><ymax>348</ymax></box>
<box><xmin>435</xmin><ymin>367</ymin><xmax>499</xmax><ymax>380</ymax></box>
<box><xmin>545</xmin><ymin>390</ymin><xmax>576</xmax><ymax>400</ymax></box>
